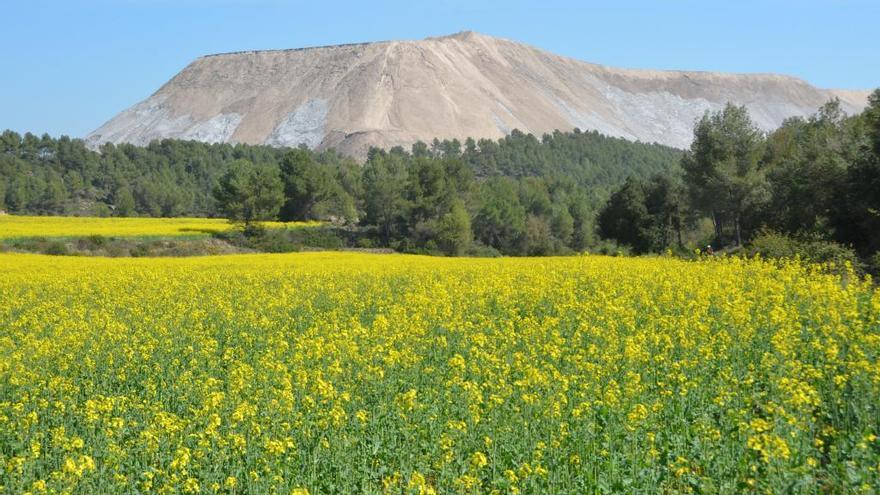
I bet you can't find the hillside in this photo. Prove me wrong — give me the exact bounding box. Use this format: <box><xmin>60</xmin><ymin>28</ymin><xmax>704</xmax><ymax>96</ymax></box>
<box><xmin>86</xmin><ymin>31</ymin><xmax>869</xmax><ymax>156</ymax></box>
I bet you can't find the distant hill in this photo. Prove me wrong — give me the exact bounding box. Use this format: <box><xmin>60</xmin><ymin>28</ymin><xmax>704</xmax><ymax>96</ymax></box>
<box><xmin>86</xmin><ymin>31</ymin><xmax>869</xmax><ymax>157</ymax></box>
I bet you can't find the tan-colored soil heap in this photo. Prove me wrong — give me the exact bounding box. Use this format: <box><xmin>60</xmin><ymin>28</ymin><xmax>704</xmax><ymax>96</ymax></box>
<box><xmin>87</xmin><ymin>31</ymin><xmax>870</xmax><ymax>157</ymax></box>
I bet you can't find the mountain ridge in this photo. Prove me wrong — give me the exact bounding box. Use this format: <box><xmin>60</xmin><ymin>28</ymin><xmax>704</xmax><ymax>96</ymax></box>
<box><xmin>87</xmin><ymin>31</ymin><xmax>871</xmax><ymax>157</ymax></box>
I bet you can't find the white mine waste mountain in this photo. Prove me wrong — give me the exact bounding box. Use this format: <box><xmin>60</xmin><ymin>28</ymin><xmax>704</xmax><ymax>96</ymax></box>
<box><xmin>87</xmin><ymin>31</ymin><xmax>870</xmax><ymax>157</ymax></box>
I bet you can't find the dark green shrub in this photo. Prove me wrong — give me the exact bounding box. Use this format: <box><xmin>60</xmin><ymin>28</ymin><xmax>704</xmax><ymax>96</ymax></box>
<box><xmin>130</xmin><ymin>244</ymin><xmax>152</xmax><ymax>257</ymax></box>
<box><xmin>261</xmin><ymin>236</ymin><xmax>299</xmax><ymax>253</ymax></box>
<box><xmin>465</xmin><ymin>244</ymin><xmax>502</xmax><ymax>258</ymax></box>
<box><xmin>869</xmin><ymin>252</ymin><xmax>880</xmax><ymax>276</ymax></box>
<box><xmin>748</xmin><ymin>231</ymin><xmax>860</xmax><ymax>269</ymax></box>
<box><xmin>242</xmin><ymin>223</ymin><xmax>268</xmax><ymax>238</ymax></box>
<box><xmin>77</xmin><ymin>235</ymin><xmax>108</xmax><ymax>251</ymax></box>
<box><xmin>105</xmin><ymin>244</ymin><xmax>128</xmax><ymax>257</ymax></box>
<box><xmin>288</xmin><ymin>228</ymin><xmax>345</xmax><ymax>249</ymax></box>
<box><xmin>44</xmin><ymin>242</ymin><xmax>69</xmax><ymax>256</ymax></box>
<box><xmin>586</xmin><ymin>239</ymin><xmax>632</xmax><ymax>257</ymax></box>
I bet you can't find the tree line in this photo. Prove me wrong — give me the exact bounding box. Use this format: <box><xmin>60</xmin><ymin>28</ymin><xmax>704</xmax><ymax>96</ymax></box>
<box><xmin>597</xmin><ymin>89</ymin><xmax>880</xmax><ymax>266</ymax></box>
<box><xmin>0</xmin><ymin>127</ymin><xmax>680</xmax><ymax>256</ymax></box>
<box><xmin>3</xmin><ymin>89</ymin><xmax>878</xmax><ymax>263</ymax></box>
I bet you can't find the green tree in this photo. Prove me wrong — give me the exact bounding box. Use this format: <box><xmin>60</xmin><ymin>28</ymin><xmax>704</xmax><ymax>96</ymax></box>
<box><xmin>597</xmin><ymin>177</ymin><xmax>652</xmax><ymax>253</ymax></box>
<box><xmin>213</xmin><ymin>160</ymin><xmax>283</xmax><ymax>227</ymax></box>
<box><xmin>406</xmin><ymin>157</ymin><xmax>451</xmax><ymax>226</ymax></box>
<box><xmin>6</xmin><ymin>180</ymin><xmax>28</xmax><ymax>212</ymax></box>
<box><xmin>435</xmin><ymin>199</ymin><xmax>472</xmax><ymax>255</ymax></box>
<box><xmin>681</xmin><ymin>104</ymin><xmax>768</xmax><ymax>245</ymax></box>
<box><xmin>37</xmin><ymin>172</ymin><xmax>66</xmax><ymax>214</ymax></box>
<box><xmin>362</xmin><ymin>151</ymin><xmax>409</xmax><ymax>243</ymax></box>
<box><xmin>834</xmin><ymin>89</ymin><xmax>880</xmax><ymax>255</ymax></box>
<box><xmin>411</xmin><ymin>141</ymin><xmax>430</xmax><ymax>158</ymax></box>
<box><xmin>114</xmin><ymin>185</ymin><xmax>137</xmax><ymax>217</ymax></box>
<box><xmin>524</xmin><ymin>214</ymin><xmax>555</xmax><ymax>255</ymax></box>
<box><xmin>569</xmin><ymin>198</ymin><xmax>596</xmax><ymax>251</ymax></box>
<box><xmin>473</xmin><ymin>178</ymin><xmax>526</xmax><ymax>254</ymax></box>
<box><xmin>518</xmin><ymin>177</ymin><xmax>552</xmax><ymax>217</ymax></box>
<box><xmin>643</xmin><ymin>174</ymin><xmax>688</xmax><ymax>249</ymax></box>
<box><xmin>550</xmin><ymin>205</ymin><xmax>575</xmax><ymax>246</ymax></box>
<box><xmin>279</xmin><ymin>149</ymin><xmax>355</xmax><ymax>222</ymax></box>
<box><xmin>763</xmin><ymin>100</ymin><xmax>858</xmax><ymax>237</ymax></box>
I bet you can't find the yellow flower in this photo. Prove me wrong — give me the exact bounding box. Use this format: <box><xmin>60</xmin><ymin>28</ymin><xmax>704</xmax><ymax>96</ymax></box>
<box><xmin>454</xmin><ymin>474</ymin><xmax>478</xmax><ymax>490</ymax></box>
<box><xmin>747</xmin><ymin>433</ymin><xmax>791</xmax><ymax>463</ymax></box>
<box><xmin>448</xmin><ymin>354</ymin><xmax>466</xmax><ymax>373</ymax></box>
<box><xmin>408</xmin><ymin>471</ymin><xmax>436</xmax><ymax>495</ymax></box>
<box><xmin>503</xmin><ymin>469</ymin><xmax>519</xmax><ymax>484</ymax></box>
<box><xmin>626</xmin><ymin>403</ymin><xmax>649</xmax><ymax>430</ymax></box>
<box><xmin>355</xmin><ymin>409</ymin><xmax>369</xmax><ymax>424</ymax></box>
<box><xmin>30</xmin><ymin>480</ymin><xmax>47</xmax><ymax>493</ymax></box>
<box><xmin>183</xmin><ymin>478</ymin><xmax>200</xmax><ymax>494</ymax></box>
<box><xmin>30</xmin><ymin>440</ymin><xmax>41</xmax><ymax>459</ymax></box>
<box><xmin>470</xmin><ymin>451</ymin><xmax>488</xmax><ymax>470</ymax></box>
<box><xmin>265</xmin><ymin>439</ymin><xmax>286</xmax><ymax>456</ymax></box>
<box><xmin>0</xmin><ymin>215</ymin><xmax>317</xmax><ymax>239</ymax></box>
<box><xmin>1</xmin><ymin>244</ymin><xmax>877</xmax><ymax>492</ymax></box>
<box><xmin>395</xmin><ymin>388</ymin><xmax>418</xmax><ymax>414</ymax></box>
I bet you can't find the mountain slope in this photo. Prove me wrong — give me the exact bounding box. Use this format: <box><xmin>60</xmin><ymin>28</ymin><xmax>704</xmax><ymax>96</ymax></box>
<box><xmin>87</xmin><ymin>31</ymin><xmax>870</xmax><ymax>156</ymax></box>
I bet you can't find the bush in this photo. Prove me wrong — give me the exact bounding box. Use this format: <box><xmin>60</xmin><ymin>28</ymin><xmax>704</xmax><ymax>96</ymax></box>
<box><xmin>261</xmin><ymin>236</ymin><xmax>300</xmax><ymax>253</ymax></box>
<box><xmin>585</xmin><ymin>239</ymin><xmax>632</xmax><ymax>257</ymax></box>
<box><xmin>44</xmin><ymin>241</ymin><xmax>69</xmax><ymax>256</ymax></box>
<box><xmin>355</xmin><ymin>237</ymin><xmax>374</xmax><ymax>249</ymax></box>
<box><xmin>465</xmin><ymin>243</ymin><xmax>502</xmax><ymax>258</ymax></box>
<box><xmin>243</xmin><ymin>230</ymin><xmax>297</xmax><ymax>253</ymax></box>
<box><xmin>870</xmin><ymin>252</ymin><xmax>880</xmax><ymax>276</ymax></box>
<box><xmin>105</xmin><ymin>244</ymin><xmax>128</xmax><ymax>257</ymax></box>
<box><xmin>748</xmin><ymin>231</ymin><xmax>860</xmax><ymax>269</ymax></box>
<box><xmin>130</xmin><ymin>244</ymin><xmax>152</xmax><ymax>257</ymax></box>
<box><xmin>77</xmin><ymin>235</ymin><xmax>108</xmax><ymax>251</ymax></box>
<box><xmin>242</xmin><ymin>223</ymin><xmax>268</xmax><ymax>238</ymax></box>
<box><xmin>287</xmin><ymin>227</ymin><xmax>345</xmax><ymax>250</ymax></box>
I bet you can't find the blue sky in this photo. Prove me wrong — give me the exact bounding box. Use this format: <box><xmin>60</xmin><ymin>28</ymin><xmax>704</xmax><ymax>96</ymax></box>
<box><xmin>2</xmin><ymin>0</ymin><xmax>878</xmax><ymax>138</ymax></box>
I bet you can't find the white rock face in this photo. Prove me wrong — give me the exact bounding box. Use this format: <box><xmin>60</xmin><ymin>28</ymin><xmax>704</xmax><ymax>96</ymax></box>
<box><xmin>87</xmin><ymin>97</ymin><xmax>241</xmax><ymax>146</ymax></box>
<box><xmin>86</xmin><ymin>31</ymin><xmax>871</xmax><ymax>157</ymax></box>
<box><xmin>266</xmin><ymin>99</ymin><xmax>328</xmax><ymax>148</ymax></box>
<box><xmin>183</xmin><ymin>113</ymin><xmax>242</xmax><ymax>143</ymax></box>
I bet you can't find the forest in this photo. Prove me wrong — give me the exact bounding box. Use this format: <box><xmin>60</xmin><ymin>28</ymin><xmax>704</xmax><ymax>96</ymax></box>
<box><xmin>0</xmin><ymin>126</ymin><xmax>680</xmax><ymax>256</ymax></box>
<box><xmin>1</xmin><ymin>89</ymin><xmax>878</xmax><ymax>268</ymax></box>
<box><xmin>598</xmin><ymin>90</ymin><xmax>880</xmax><ymax>271</ymax></box>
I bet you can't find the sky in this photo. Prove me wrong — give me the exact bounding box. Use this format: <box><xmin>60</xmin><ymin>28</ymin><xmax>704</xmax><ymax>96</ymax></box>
<box><xmin>2</xmin><ymin>0</ymin><xmax>878</xmax><ymax>138</ymax></box>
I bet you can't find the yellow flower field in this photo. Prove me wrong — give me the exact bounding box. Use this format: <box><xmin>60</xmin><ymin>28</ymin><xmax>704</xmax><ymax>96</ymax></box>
<box><xmin>0</xmin><ymin>252</ymin><xmax>878</xmax><ymax>493</ymax></box>
<box><xmin>0</xmin><ymin>215</ymin><xmax>318</xmax><ymax>239</ymax></box>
